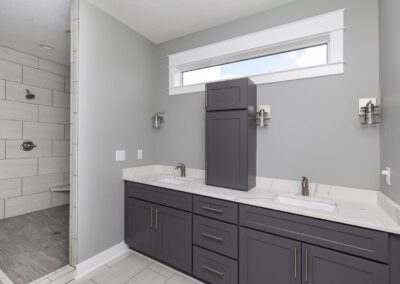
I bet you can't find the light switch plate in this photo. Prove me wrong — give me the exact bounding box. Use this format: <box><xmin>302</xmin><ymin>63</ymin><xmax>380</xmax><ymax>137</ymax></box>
<box><xmin>137</xmin><ymin>149</ymin><xmax>143</xmax><ymax>160</ymax></box>
<box><xmin>115</xmin><ymin>150</ymin><xmax>125</xmax><ymax>161</ymax></box>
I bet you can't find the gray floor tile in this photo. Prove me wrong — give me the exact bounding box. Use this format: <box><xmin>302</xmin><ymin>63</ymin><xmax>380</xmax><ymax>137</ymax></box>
<box><xmin>92</xmin><ymin>253</ymin><xmax>152</xmax><ymax>284</ymax></box>
<box><xmin>165</xmin><ymin>273</ymin><xmax>203</xmax><ymax>284</ymax></box>
<box><xmin>148</xmin><ymin>262</ymin><xmax>176</xmax><ymax>278</ymax></box>
<box><xmin>0</xmin><ymin>205</ymin><xmax>69</xmax><ymax>284</ymax></box>
<box><xmin>125</xmin><ymin>268</ymin><xmax>167</xmax><ymax>284</ymax></box>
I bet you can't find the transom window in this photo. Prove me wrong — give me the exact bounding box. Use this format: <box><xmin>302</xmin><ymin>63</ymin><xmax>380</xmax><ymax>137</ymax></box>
<box><xmin>182</xmin><ymin>44</ymin><xmax>328</xmax><ymax>86</ymax></box>
<box><xmin>169</xmin><ymin>10</ymin><xmax>344</xmax><ymax>96</ymax></box>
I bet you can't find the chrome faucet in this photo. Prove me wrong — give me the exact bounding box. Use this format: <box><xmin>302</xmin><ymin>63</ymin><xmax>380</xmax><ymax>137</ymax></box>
<box><xmin>301</xmin><ymin>176</ymin><xmax>309</xmax><ymax>196</ymax></box>
<box><xmin>175</xmin><ymin>163</ymin><xmax>186</xmax><ymax>178</ymax></box>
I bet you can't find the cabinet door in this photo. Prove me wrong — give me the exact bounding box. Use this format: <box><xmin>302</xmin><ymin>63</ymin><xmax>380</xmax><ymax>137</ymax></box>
<box><xmin>155</xmin><ymin>204</ymin><xmax>192</xmax><ymax>273</ymax></box>
<box><xmin>206</xmin><ymin>78</ymin><xmax>249</xmax><ymax>111</ymax></box>
<box><xmin>302</xmin><ymin>244</ymin><xmax>388</xmax><ymax>284</ymax></box>
<box><xmin>206</xmin><ymin>110</ymin><xmax>248</xmax><ymax>190</ymax></box>
<box><xmin>239</xmin><ymin>227</ymin><xmax>301</xmax><ymax>284</ymax></box>
<box><xmin>126</xmin><ymin>198</ymin><xmax>156</xmax><ymax>256</ymax></box>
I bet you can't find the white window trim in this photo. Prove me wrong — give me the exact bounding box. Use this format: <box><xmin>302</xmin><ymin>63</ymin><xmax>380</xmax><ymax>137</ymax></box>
<box><xmin>168</xmin><ymin>9</ymin><xmax>345</xmax><ymax>96</ymax></box>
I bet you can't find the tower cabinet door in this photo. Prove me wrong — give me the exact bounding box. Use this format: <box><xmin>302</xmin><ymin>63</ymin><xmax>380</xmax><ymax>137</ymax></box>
<box><xmin>155</xmin><ymin>204</ymin><xmax>192</xmax><ymax>274</ymax></box>
<box><xmin>206</xmin><ymin>78</ymin><xmax>250</xmax><ymax>111</ymax></box>
<box><xmin>302</xmin><ymin>244</ymin><xmax>389</xmax><ymax>284</ymax></box>
<box><xmin>126</xmin><ymin>198</ymin><xmax>156</xmax><ymax>257</ymax></box>
<box><xmin>239</xmin><ymin>227</ymin><xmax>301</xmax><ymax>284</ymax></box>
<box><xmin>206</xmin><ymin>110</ymin><xmax>248</xmax><ymax>190</ymax></box>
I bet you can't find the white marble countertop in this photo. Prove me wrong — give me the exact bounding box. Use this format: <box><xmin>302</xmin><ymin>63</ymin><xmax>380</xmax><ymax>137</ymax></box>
<box><xmin>123</xmin><ymin>165</ymin><xmax>400</xmax><ymax>235</ymax></box>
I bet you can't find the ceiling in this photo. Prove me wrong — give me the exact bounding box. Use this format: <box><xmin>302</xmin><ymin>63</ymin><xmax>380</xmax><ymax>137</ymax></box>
<box><xmin>87</xmin><ymin>0</ymin><xmax>296</xmax><ymax>44</ymax></box>
<box><xmin>0</xmin><ymin>0</ymin><xmax>70</xmax><ymax>65</ymax></box>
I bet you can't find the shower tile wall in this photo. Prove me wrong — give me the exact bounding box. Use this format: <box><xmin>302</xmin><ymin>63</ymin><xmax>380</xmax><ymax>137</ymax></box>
<box><xmin>0</xmin><ymin>45</ymin><xmax>70</xmax><ymax>220</ymax></box>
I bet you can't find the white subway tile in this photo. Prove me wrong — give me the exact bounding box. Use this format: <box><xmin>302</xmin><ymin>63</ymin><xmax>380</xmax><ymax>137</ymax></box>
<box><xmin>6</xmin><ymin>140</ymin><xmax>51</xmax><ymax>159</ymax></box>
<box><xmin>52</xmin><ymin>140</ymin><xmax>69</xmax><ymax>157</ymax></box>
<box><xmin>5</xmin><ymin>192</ymin><xmax>51</xmax><ymax>218</ymax></box>
<box><xmin>0</xmin><ymin>59</ymin><xmax>22</xmax><ymax>82</ymax></box>
<box><xmin>0</xmin><ymin>178</ymin><xmax>21</xmax><ymax>199</ymax></box>
<box><xmin>71</xmin><ymin>175</ymin><xmax>77</xmax><ymax>207</ymax></box>
<box><xmin>0</xmin><ymin>200</ymin><xmax>4</xmax><ymax>219</ymax></box>
<box><xmin>53</xmin><ymin>90</ymin><xmax>70</xmax><ymax>108</ymax></box>
<box><xmin>0</xmin><ymin>140</ymin><xmax>4</xmax><ymax>159</ymax></box>
<box><xmin>22</xmin><ymin>173</ymin><xmax>64</xmax><ymax>195</ymax></box>
<box><xmin>0</xmin><ymin>100</ymin><xmax>38</xmax><ymax>121</ymax></box>
<box><xmin>39</xmin><ymin>105</ymin><xmax>70</xmax><ymax>124</ymax></box>
<box><xmin>0</xmin><ymin>80</ymin><xmax>5</xmax><ymax>99</ymax></box>
<box><xmin>39</xmin><ymin>157</ymin><xmax>69</xmax><ymax>174</ymax></box>
<box><xmin>72</xmin><ymin>50</ymin><xmax>79</xmax><ymax>82</ymax></box>
<box><xmin>6</xmin><ymin>81</ymin><xmax>52</xmax><ymax>105</ymax></box>
<box><xmin>0</xmin><ymin>45</ymin><xmax>38</xmax><ymax>67</ymax></box>
<box><xmin>51</xmin><ymin>191</ymin><xmax>70</xmax><ymax>207</ymax></box>
<box><xmin>38</xmin><ymin>58</ymin><xmax>70</xmax><ymax>77</ymax></box>
<box><xmin>71</xmin><ymin>82</ymin><xmax>79</xmax><ymax>112</ymax></box>
<box><xmin>23</xmin><ymin>66</ymin><xmax>64</xmax><ymax>91</ymax></box>
<box><xmin>72</xmin><ymin>0</ymin><xmax>79</xmax><ymax>20</ymax></box>
<box><xmin>0</xmin><ymin>120</ymin><xmax>22</xmax><ymax>139</ymax></box>
<box><xmin>73</xmin><ymin>19</ymin><xmax>79</xmax><ymax>51</ymax></box>
<box><xmin>23</xmin><ymin>122</ymin><xmax>64</xmax><ymax>140</ymax></box>
<box><xmin>0</xmin><ymin>158</ymin><xmax>37</xmax><ymax>179</ymax></box>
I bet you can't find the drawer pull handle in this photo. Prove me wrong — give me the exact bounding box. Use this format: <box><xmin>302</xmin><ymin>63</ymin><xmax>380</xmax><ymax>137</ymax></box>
<box><xmin>155</xmin><ymin>208</ymin><xmax>158</xmax><ymax>230</ymax></box>
<box><xmin>150</xmin><ymin>207</ymin><xmax>153</xmax><ymax>228</ymax></box>
<box><xmin>202</xmin><ymin>206</ymin><xmax>223</xmax><ymax>214</ymax></box>
<box><xmin>201</xmin><ymin>233</ymin><xmax>224</xmax><ymax>242</ymax></box>
<box><xmin>201</xmin><ymin>265</ymin><xmax>224</xmax><ymax>277</ymax></box>
<box><xmin>294</xmin><ymin>247</ymin><xmax>297</xmax><ymax>279</ymax></box>
<box><xmin>305</xmin><ymin>249</ymin><xmax>309</xmax><ymax>283</ymax></box>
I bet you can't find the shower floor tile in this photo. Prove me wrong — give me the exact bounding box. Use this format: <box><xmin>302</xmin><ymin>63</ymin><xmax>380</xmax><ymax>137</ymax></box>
<box><xmin>0</xmin><ymin>205</ymin><xmax>69</xmax><ymax>284</ymax></box>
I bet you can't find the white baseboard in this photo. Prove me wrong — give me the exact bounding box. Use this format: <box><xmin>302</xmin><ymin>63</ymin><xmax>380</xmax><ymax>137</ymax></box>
<box><xmin>75</xmin><ymin>241</ymin><xmax>129</xmax><ymax>279</ymax></box>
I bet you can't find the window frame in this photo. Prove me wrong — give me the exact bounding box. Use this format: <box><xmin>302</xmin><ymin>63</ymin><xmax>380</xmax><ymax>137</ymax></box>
<box><xmin>168</xmin><ymin>10</ymin><xmax>345</xmax><ymax>96</ymax></box>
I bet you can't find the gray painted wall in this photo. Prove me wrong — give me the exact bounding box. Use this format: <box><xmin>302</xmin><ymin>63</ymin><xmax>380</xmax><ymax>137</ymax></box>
<box><xmin>154</xmin><ymin>0</ymin><xmax>381</xmax><ymax>190</ymax></box>
<box><xmin>77</xmin><ymin>1</ymin><xmax>156</xmax><ymax>262</ymax></box>
<box><xmin>380</xmin><ymin>0</ymin><xmax>400</xmax><ymax>203</ymax></box>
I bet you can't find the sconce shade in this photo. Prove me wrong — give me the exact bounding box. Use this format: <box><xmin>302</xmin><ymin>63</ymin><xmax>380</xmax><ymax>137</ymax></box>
<box><xmin>152</xmin><ymin>112</ymin><xmax>164</xmax><ymax>128</ymax></box>
<box><xmin>359</xmin><ymin>101</ymin><xmax>380</xmax><ymax>125</ymax></box>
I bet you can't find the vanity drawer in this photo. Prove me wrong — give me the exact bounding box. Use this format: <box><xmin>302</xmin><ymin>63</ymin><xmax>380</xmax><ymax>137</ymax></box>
<box><xmin>125</xmin><ymin>181</ymin><xmax>192</xmax><ymax>211</ymax></box>
<box><xmin>193</xmin><ymin>195</ymin><xmax>238</xmax><ymax>224</ymax></box>
<box><xmin>193</xmin><ymin>215</ymin><xmax>238</xmax><ymax>259</ymax></box>
<box><xmin>193</xmin><ymin>246</ymin><xmax>238</xmax><ymax>284</ymax></box>
<box><xmin>239</xmin><ymin>204</ymin><xmax>389</xmax><ymax>263</ymax></box>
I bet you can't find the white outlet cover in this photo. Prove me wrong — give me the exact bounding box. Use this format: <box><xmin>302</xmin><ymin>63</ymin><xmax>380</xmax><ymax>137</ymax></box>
<box><xmin>137</xmin><ymin>149</ymin><xmax>143</xmax><ymax>160</ymax></box>
<box><xmin>116</xmin><ymin>150</ymin><xmax>125</xmax><ymax>161</ymax></box>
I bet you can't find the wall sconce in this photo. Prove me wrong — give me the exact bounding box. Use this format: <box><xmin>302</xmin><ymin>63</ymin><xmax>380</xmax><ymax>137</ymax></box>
<box><xmin>359</xmin><ymin>98</ymin><xmax>380</xmax><ymax>125</ymax></box>
<box><xmin>152</xmin><ymin>112</ymin><xmax>164</xmax><ymax>129</ymax></box>
<box><xmin>256</xmin><ymin>105</ymin><xmax>271</xmax><ymax>127</ymax></box>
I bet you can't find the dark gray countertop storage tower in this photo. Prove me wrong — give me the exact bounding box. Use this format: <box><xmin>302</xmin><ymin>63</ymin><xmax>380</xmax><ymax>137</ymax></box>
<box><xmin>205</xmin><ymin>78</ymin><xmax>257</xmax><ymax>191</ymax></box>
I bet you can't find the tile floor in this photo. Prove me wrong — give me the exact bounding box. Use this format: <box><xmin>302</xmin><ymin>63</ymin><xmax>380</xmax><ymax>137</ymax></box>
<box><xmin>29</xmin><ymin>250</ymin><xmax>203</xmax><ymax>284</ymax></box>
<box><xmin>0</xmin><ymin>205</ymin><xmax>69</xmax><ymax>284</ymax></box>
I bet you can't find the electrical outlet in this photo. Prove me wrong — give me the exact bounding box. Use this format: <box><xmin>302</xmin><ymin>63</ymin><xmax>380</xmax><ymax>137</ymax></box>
<box><xmin>382</xmin><ymin>167</ymin><xmax>391</xmax><ymax>186</ymax></box>
<box><xmin>137</xmin><ymin>149</ymin><xmax>143</xmax><ymax>160</ymax></box>
<box><xmin>115</xmin><ymin>150</ymin><xmax>125</xmax><ymax>161</ymax></box>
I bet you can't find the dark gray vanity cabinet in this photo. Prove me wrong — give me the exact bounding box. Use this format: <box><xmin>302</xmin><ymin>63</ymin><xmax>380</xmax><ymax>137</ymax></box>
<box><xmin>125</xmin><ymin>182</ymin><xmax>397</xmax><ymax>284</ymax></box>
<box><xmin>206</xmin><ymin>78</ymin><xmax>255</xmax><ymax>111</ymax></box>
<box><xmin>239</xmin><ymin>227</ymin><xmax>301</xmax><ymax>284</ymax></box>
<box><xmin>205</xmin><ymin>78</ymin><xmax>256</xmax><ymax>191</ymax></box>
<box><xmin>125</xmin><ymin>183</ymin><xmax>193</xmax><ymax>273</ymax></box>
<box><xmin>126</xmin><ymin>198</ymin><xmax>156</xmax><ymax>256</ymax></box>
<box><xmin>302</xmin><ymin>244</ymin><xmax>389</xmax><ymax>284</ymax></box>
<box><xmin>155</xmin><ymin>204</ymin><xmax>192</xmax><ymax>273</ymax></box>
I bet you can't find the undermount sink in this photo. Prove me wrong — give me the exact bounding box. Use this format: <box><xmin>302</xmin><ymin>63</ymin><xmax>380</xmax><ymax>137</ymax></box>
<box><xmin>157</xmin><ymin>176</ymin><xmax>191</xmax><ymax>185</ymax></box>
<box><xmin>275</xmin><ymin>194</ymin><xmax>337</xmax><ymax>212</ymax></box>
